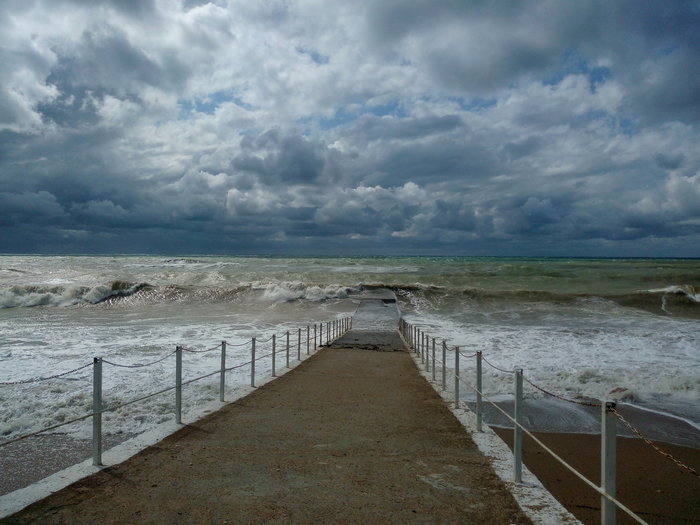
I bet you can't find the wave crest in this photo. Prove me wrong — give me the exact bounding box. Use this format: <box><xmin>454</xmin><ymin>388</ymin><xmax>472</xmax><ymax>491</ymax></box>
<box><xmin>0</xmin><ymin>281</ymin><xmax>152</xmax><ymax>308</ymax></box>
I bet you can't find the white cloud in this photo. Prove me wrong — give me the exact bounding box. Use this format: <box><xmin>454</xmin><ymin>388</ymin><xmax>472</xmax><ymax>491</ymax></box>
<box><xmin>0</xmin><ymin>0</ymin><xmax>699</xmax><ymax>255</ymax></box>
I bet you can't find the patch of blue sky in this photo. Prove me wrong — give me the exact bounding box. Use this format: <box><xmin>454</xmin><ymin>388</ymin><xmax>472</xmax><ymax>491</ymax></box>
<box><xmin>451</xmin><ymin>96</ymin><xmax>497</xmax><ymax>113</ymax></box>
<box><xmin>295</xmin><ymin>46</ymin><xmax>330</xmax><ymax>65</ymax></box>
<box><xmin>312</xmin><ymin>102</ymin><xmax>407</xmax><ymax>131</ymax></box>
<box><xmin>178</xmin><ymin>90</ymin><xmax>252</xmax><ymax>117</ymax></box>
<box><xmin>544</xmin><ymin>49</ymin><xmax>612</xmax><ymax>92</ymax></box>
<box><xmin>367</xmin><ymin>100</ymin><xmax>407</xmax><ymax>118</ymax></box>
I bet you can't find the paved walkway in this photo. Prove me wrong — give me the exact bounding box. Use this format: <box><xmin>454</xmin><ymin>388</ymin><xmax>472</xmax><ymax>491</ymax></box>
<box><xmin>4</xmin><ymin>292</ymin><xmax>530</xmax><ymax>524</ymax></box>
<box><xmin>3</xmin><ymin>347</ymin><xmax>530</xmax><ymax>524</ymax></box>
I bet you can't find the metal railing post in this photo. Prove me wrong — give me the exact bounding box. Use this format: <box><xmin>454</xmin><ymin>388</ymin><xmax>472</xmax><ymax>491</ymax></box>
<box><xmin>220</xmin><ymin>341</ymin><xmax>226</xmax><ymax>402</ymax></box>
<box><xmin>286</xmin><ymin>331</ymin><xmax>290</xmax><ymax>368</ymax></box>
<box><xmin>314</xmin><ymin>324</ymin><xmax>317</xmax><ymax>350</ymax></box>
<box><xmin>454</xmin><ymin>346</ymin><xmax>460</xmax><ymax>406</ymax></box>
<box><xmin>319</xmin><ymin>323</ymin><xmax>323</xmax><ymax>347</ymax></box>
<box><xmin>306</xmin><ymin>326</ymin><xmax>310</xmax><ymax>355</ymax></box>
<box><xmin>297</xmin><ymin>328</ymin><xmax>301</xmax><ymax>360</ymax></box>
<box><xmin>175</xmin><ymin>346</ymin><xmax>182</xmax><ymax>424</ymax></box>
<box><xmin>441</xmin><ymin>340</ymin><xmax>447</xmax><ymax>390</ymax></box>
<box><xmin>421</xmin><ymin>331</ymin><xmax>425</xmax><ymax>364</ymax></box>
<box><xmin>514</xmin><ymin>368</ymin><xmax>523</xmax><ymax>483</ymax></box>
<box><xmin>476</xmin><ymin>351</ymin><xmax>483</xmax><ymax>432</ymax></box>
<box><xmin>92</xmin><ymin>357</ymin><xmax>102</xmax><ymax>466</ymax></box>
<box><xmin>431</xmin><ymin>338</ymin><xmax>436</xmax><ymax>382</ymax></box>
<box><xmin>425</xmin><ymin>334</ymin><xmax>430</xmax><ymax>371</ymax></box>
<box><xmin>272</xmin><ymin>334</ymin><xmax>276</xmax><ymax>377</ymax></box>
<box><xmin>602</xmin><ymin>401</ymin><xmax>617</xmax><ymax>525</ymax></box>
<box><xmin>251</xmin><ymin>337</ymin><xmax>256</xmax><ymax>387</ymax></box>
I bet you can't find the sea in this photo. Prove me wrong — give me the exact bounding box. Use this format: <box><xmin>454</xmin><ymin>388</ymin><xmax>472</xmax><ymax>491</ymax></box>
<box><xmin>1</xmin><ymin>255</ymin><xmax>699</xmax><ymax>448</ymax></box>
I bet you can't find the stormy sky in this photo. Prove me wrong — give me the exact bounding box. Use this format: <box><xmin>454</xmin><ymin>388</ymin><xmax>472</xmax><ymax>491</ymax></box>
<box><xmin>1</xmin><ymin>1</ymin><xmax>699</xmax><ymax>256</ymax></box>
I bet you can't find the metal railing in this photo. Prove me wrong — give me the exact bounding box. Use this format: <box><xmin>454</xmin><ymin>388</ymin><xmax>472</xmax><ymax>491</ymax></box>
<box><xmin>399</xmin><ymin>319</ymin><xmax>699</xmax><ymax>525</ymax></box>
<box><xmin>1</xmin><ymin>317</ymin><xmax>352</xmax><ymax>470</ymax></box>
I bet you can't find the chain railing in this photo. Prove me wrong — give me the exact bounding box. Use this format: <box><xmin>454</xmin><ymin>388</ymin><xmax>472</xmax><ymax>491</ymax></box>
<box><xmin>0</xmin><ymin>316</ymin><xmax>352</xmax><ymax>470</ymax></box>
<box><xmin>399</xmin><ymin>319</ymin><xmax>700</xmax><ymax>525</ymax></box>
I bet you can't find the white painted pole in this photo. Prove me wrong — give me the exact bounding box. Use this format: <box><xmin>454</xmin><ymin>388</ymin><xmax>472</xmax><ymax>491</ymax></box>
<box><xmin>602</xmin><ymin>401</ymin><xmax>617</xmax><ymax>525</ymax></box>
<box><xmin>272</xmin><ymin>334</ymin><xmax>276</xmax><ymax>377</ymax></box>
<box><xmin>425</xmin><ymin>335</ymin><xmax>430</xmax><ymax>372</ymax></box>
<box><xmin>175</xmin><ymin>346</ymin><xmax>182</xmax><ymax>424</ymax></box>
<box><xmin>286</xmin><ymin>331</ymin><xmax>290</xmax><ymax>368</ymax></box>
<box><xmin>454</xmin><ymin>346</ymin><xmax>460</xmax><ymax>406</ymax></box>
<box><xmin>421</xmin><ymin>331</ymin><xmax>425</xmax><ymax>364</ymax></box>
<box><xmin>250</xmin><ymin>337</ymin><xmax>256</xmax><ymax>387</ymax></box>
<box><xmin>220</xmin><ymin>341</ymin><xmax>226</xmax><ymax>402</ymax></box>
<box><xmin>514</xmin><ymin>368</ymin><xmax>523</xmax><ymax>483</ymax></box>
<box><xmin>476</xmin><ymin>351</ymin><xmax>483</xmax><ymax>432</ymax></box>
<box><xmin>441</xmin><ymin>340</ymin><xmax>447</xmax><ymax>390</ymax></box>
<box><xmin>92</xmin><ymin>357</ymin><xmax>102</xmax><ymax>466</ymax></box>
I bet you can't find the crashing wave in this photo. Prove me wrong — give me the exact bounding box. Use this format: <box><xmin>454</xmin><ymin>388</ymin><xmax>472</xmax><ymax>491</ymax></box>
<box><xmin>0</xmin><ymin>281</ymin><xmax>153</xmax><ymax>308</ymax></box>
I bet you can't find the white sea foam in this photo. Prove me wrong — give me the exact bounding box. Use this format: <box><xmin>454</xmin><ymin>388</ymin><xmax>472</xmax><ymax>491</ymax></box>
<box><xmin>1</xmin><ymin>255</ymin><xmax>698</xmax><ymax>444</ymax></box>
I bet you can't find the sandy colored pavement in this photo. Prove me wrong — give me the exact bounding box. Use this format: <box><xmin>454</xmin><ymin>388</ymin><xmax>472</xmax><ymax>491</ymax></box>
<box><xmin>495</xmin><ymin>429</ymin><xmax>700</xmax><ymax>525</ymax></box>
<box><xmin>3</xmin><ymin>348</ymin><xmax>530</xmax><ymax>524</ymax></box>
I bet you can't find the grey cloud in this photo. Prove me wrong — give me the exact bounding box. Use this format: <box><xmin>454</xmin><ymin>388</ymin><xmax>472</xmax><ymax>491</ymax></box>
<box><xmin>1</xmin><ymin>1</ymin><xmax>699</xmax><ymax>256</ymax></box>
<box><xmin>235</xmin><ymin>130</ymin><xmax>326</xmax><ymax>184</ymax></box>
<box><xmin>349</xmin><ymin>114</ymin><xmax>463</xmax><ymax>142</ymax></box>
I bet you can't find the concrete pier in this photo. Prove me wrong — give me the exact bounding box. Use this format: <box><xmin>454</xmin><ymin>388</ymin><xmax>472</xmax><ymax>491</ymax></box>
<box><xmin>331</xmin><ymin>288</ymin><xmax>406</xmax><ymax>351</ymax></box>
<box><xmin>2</xmin><ymin>290</ymin><xmax>532</xmax><ymax>524</ymax></box>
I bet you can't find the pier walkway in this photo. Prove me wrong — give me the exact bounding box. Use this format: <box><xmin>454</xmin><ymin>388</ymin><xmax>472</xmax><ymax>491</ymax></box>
<box><xmin>3</xmin><ymin>291</ymin><xmax>530</xmax><ymax>524</ymax></box>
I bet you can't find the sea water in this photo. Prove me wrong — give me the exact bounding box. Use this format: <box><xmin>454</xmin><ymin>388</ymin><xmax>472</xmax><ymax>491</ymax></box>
<box><xmin>1</xmin><ymin>255</ymin><xmax>698</xmax><ymax>443</ymax></box>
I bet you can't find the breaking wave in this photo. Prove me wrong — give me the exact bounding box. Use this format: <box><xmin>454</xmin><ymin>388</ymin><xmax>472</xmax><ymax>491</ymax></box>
<box><xmin>0</xmin><ymin>281</ymin><xmax>152</xmax><ymax>308</ymax></box>
<box><xmin>2</xmin><ymin>276</ymin><xmax>698</xmax><ymax>319</ymax></box>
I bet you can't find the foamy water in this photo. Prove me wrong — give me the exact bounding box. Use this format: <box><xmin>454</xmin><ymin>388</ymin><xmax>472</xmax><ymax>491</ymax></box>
<box><xmin>1</xmin><ymin>255</ymin><xmax>699</xmax><ymax>442</ymax></box>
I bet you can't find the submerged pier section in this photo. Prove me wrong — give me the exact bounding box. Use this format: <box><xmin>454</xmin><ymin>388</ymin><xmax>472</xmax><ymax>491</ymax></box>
<box><xmin>330</xmin><ymin>288</ymin><xmax>406</xmax><ymax>351</ymax></box>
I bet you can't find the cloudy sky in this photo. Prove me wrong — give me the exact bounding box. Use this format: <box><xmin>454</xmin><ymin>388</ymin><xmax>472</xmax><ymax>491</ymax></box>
<box><xmin>1</xmin><ymin>0</ymin><xmax>699</xmax><ymax>256</ymax></box>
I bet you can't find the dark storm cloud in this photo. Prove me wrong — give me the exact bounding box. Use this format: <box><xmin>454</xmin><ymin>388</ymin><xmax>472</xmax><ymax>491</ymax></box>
<box><xmin>1</xmin><ymin>0</ymin><xmax>699</xmax><ymax>256</ymax></box>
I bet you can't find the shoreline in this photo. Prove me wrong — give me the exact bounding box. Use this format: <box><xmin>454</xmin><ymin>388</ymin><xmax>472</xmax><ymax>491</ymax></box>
<box><xmin>493</xmin><ymin>428</ymin><xmax>700</xmax><ymax>524</ymax></box>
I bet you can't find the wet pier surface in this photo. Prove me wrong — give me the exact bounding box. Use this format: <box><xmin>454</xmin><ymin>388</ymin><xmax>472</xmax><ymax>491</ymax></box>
<box><xmin>330</xmin><ymin>288</ymin><xmax>406</xmax><ymax>351</ymax></box>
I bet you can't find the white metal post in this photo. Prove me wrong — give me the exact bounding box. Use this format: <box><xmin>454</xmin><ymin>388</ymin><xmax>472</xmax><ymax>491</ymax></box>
<box><xmin>476</xmin><ymin>351</ymin><xmax>483</xmax><ymax>432</ymax></box>
<box><xmin>251</xmin><ymin>337</ymin><xmax>256</xmax><ymax>387</ymax></box>
<box><xmin>286</xmin><ymin>331</ymin><xmax>290</xmax><ymax>368</ymax></box>
<box><xmin>175</xmin><ymin>346</ymin><xmax>182</xmax><ymax>424</ymax></box>
<box><xmin>454</xmin><ymin>346</ymin><xmax>460</xmax><ymax>406</ymax></box>
<box><xmin>272</xmin><ymin>334</ymin><xmax>276</xmax><ymax>377</ymax></box>
<box><xmin>220</xmin><ymin>341</ymin><xmax>226</xmax><ymax>402</ymax></box>
<box><xmin>441</xmin><ymin>340</ymin><xmax>447</xmax><ymax>390</ymax></box>
<box><xmin>425</xmin><ymin>334</ymin><xmax>430</xmax><ymax>372</ymax></box>
<box><xmin>514</xmin><ymin>368</ymin><xmax>523</xmax><ymax>483</ymax></box>
<box><xmin>602</xmin><ymin>401</ymin><xmax>617</xmax><ymax>525</ymax></box>
<box><xmin>92</xmin><ymin>357</ymin><xmax>102</xmax><ymax>466</ymax></box>
<box><xmin>421</xmin><ymin>331</ymin><xmax>425</xmax><ymax>364</ymax></box>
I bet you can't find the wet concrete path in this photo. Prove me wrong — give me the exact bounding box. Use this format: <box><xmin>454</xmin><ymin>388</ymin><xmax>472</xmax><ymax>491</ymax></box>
<box><xmin>3</xmin><ymin>290</ymin><xmax>530</xmax><ymax>524</ymax></box>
